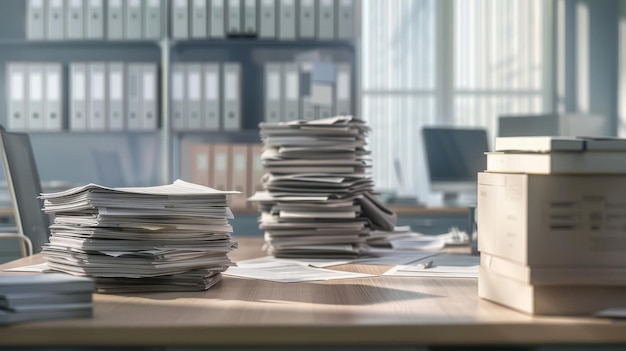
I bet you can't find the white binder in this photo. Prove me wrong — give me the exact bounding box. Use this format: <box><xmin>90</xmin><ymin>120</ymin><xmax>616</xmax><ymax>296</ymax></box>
<box><xmin>226</xmin><ymin>0</ymin><xmax>241</xmax><ymax>36</ymax></box>
<box><xmin>140</xmin><ymin>64</ymin><xmax>158</xmax><ymax>130</ymax></box>
<box><xmin>258</xmin><ymin>0</ymin><xmax>276</xmax><ymax>38</ymax></box>
<box><xmin>243</xmin><ymin>0</ymin><xmax>256</xmax><ymax>35</ymax></box>
<box><xmin>171</xmin><ymin>64</ymin><xmax>187</xmax><ymax>130</ymax></box>
<box><xmin>209</xmin><ymin>0</ymin><xmax>225</xmax><ymax>38</ymax></box>
<box><xmin>86</xmin><ymin>0</ymin><xmax>104</xmax><ymax>39</ymax></box>
<box><xmin>69</xmin><ymin>63</ymin><xmax>88</xmax><ymax>131</ymax></box>
<box><xmin>126</xmin><ymin>63</ymin><xmax>142</xmax><ymax>130</ymax></box>
<box><xmin>316</xmin><ymin>0</ymin><xmax>335</xmax><ymax>39</ymax></box>
<box><xmin>191</xmin><ymin>0</ymin><xmax>208</xmax><ymax>38</ymax></box>
<box><xmin>66</xmin><ymin>0</ymin><xmax>84</xmax><ymax>39</ymax></box>
<box><xmin>26</xmin><ymin>0</ymin><xmax>46</xmax><ymax>40</ymax></box>
<box><xmin>144</xmin><ymin>0</ymin><xmax>162</xmax><ymax>39</ymax></box>
<box><xmin>186</xmin><ymin>63</ymin><xmax>203</xmax><ymax>129</ymax></box>
<box><xmin>278</xmin><ymin>0</ymin><xmax>295</xmax><ymax>40</ymax></box>
<box><xmin>264</xmin><ymin>63</ymin><xmax>282</xmax><ymax>123</ymax></box>
<box><xmin>125</xmin><ymin>0</ymin><xmax>143</xmax><ymax>39</ymax></box>
<box><xmin>43</xmin><ymin>63</ymin><xmax>63</xmax><ymax>131</ymax></box>
<box><xmin>298</xmin><ymin>0</ymin><xmax>315</xmax><ymax>39</ymax></box>
<box><xmin>88</xmin><ymin>62</ymin><xmax>107</xmax><ymax>130</ymax></box>
<box><xmin>107</xmin><ymin>62</ymin><xmax>126</xmax><ymax>130</ymax></box>
<box><xmin>222</xmin><ymin>63</ymin><xmax>241</xmax><ymax>130</ymax></box>
<box><xmin>26</xmin><ymin>63</ymin><xmax>45</xmax><ymax>130</ymax></box>
<box><xmin>282</xmin><ymin>63</ymin><xmax>299</xmax><ymax>121</ymax></box>
<box><xmin>334</xmin><ymin>63</ymin><xmax>351</xmax><ymax>115</ymax></box>
<box><xmin>47</xmin><ymin>0</ymin><xmax>65</xmax><ymax>39</ymax></box>
<box><xmin>203</xmin><ymin>63</ymin><xmax>220</xmax><ymax>130</ymax></box>
<box><xmin>107</xmin><ymin>0</ymin><xmax>124</xmax><ymax>39</ymax></box>
<box><xmin>7</xmin><ymin>63</ymin><xmax>27</xmax><ymax>130</ymax></box>
<box><xmin>336</xmin><ymin>0</ymin><xmax>354</xmax><ymax>39</ymax></box>
<box><xmin>172</xmin><ymin>0</ymin><xmax>189</xmax><ymax>39</ymax></box>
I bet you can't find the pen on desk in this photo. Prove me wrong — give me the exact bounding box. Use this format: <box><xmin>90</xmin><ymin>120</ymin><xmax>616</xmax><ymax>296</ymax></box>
<box><xmin>418</xmin><ymin>260</ymin><xmax>433</xmax><ymax>269</ymax></box>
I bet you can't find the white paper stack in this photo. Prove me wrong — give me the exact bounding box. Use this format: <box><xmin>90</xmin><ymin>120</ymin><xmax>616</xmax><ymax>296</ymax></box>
<box><xmin>0</xmin><ymin>273</ymin><xmax>94</xmax><ymax>325</ymax></box>
<box><xmin>39</xmin><ymin>180</ymin><xmax>239</xmax><ymax>293</ymax></box>
<box><xmin>250</xmin><ymin>116</ymin><xmax>396</xmax><ymax>258</ymax></box>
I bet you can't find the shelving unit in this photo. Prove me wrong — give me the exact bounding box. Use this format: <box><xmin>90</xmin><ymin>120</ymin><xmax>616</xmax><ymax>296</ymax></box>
<box><xmin>0</xmin><ymin>0</ymin><xmax>360</xmax><ymax>189</ymax></box>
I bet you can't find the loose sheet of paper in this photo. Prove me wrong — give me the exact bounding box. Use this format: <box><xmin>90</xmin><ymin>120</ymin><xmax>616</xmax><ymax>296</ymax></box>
<box><xmin>383</xmin><ymin>253</ymin><xmax>479</xmax><ymax>278</ymax></box>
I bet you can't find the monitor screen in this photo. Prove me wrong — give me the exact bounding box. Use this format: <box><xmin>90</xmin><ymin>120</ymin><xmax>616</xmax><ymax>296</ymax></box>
<box><xmin>421</xmin><ymin>127</ymin><xmax>489</xmax><ymax>204</ymax></box>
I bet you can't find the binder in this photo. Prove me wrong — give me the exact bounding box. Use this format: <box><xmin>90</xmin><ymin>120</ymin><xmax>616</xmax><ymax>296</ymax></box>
<box><xmin>282</xmin><ymin>63</ymin><xmax>299</xmax><ymax>121</ymax></box>
<box><xmin>69</xmin><ymin>63</ymin><xmax>88</xmax><ymax>131</ymax></box>
<box><xmin>171</xmin><ymin>64</ymin><xmax>187</xmax><ymax>130</ymax></box>
<box><xmin>229</xmin><ymin>144</ymin><xmax>249</xmax><ymax>211</ymax></box>
<box><xmin>316</xmin><ymin>0</ymin><xmax>335</xmax><ymax>40</ymax></box>
<box><xmin>66</xmin><ymin>0</ymin><xmax>84</xmax><ymax>39</ymax></box>
<box><xmin>211</xmin><ymin>143</ymin><xmax>230</xmax><ymax>191</ymax></box>
<box><xmin>86</xmin><ymin>0</ymin><xmax>104</xmax><ymax>39</ymax></box>
<box><xmin>278</xmin><ymin>0</ymin><xmax>295</xmax><ymax>40</ymax></box>
<box><xmin>191</xmin><ymin>0</ymin><xmax>208</xmax><ymax>38</ymax></box>
<box><xmin>312</xmin><ymin>82</ymin><xmax>333</xmax><ymax>119</ymax></box>
<box><xmin>202</xmin><ymin>63</ymin><xmax>221</xmax><ymax>130</ymax></box>
<box><xmin>248</xmin><ymin>143</ymin><xmax>265</xmax><ymax>210</ymax></box>
<box><xmin>298</xmin><ymin>0</ymin><xmax>315</xmax><ymax>39</ymax></box>
<box><xmin>258</xmin><ymin>0</ymin><xmax>276</xmax><ymax>38</ymax></box>
<box><xmin>47</xmin><ymin>0</ymin><xmax>65</xmax><ymax>40</ymax></box>
<box><xmin>43</xmin><ymin>63</ymin><xmax>63</xmax><ymax>131</ymax></box>
<box><xmin>126</xmin><ymin>63</ymin><xmax>142</xmax><ymax>130</ymax></box>
<box><xmin>243</xmin><ymin>0</ymin><xmax>257</xmax><ymax>35</ymax></box>
<box><xmin>26</xmin><ymin>0</ymin><xmax>46</xmax><ymax>40</ymax></box>
<box><xmin>300</xmin><ymin>62</ymin><xmax>315</xmax><ymax>120</ymax></box>
<box><xmin>334</xmin><ymin>63</ymin><xmax>351</xmax><ymax>115</ymax></box>
<box><xmin>336</xmin><ymin>0</ymin><xmax>354</xmax><ymax>39</ymax></box>
<box><xmin>144</xmin><ymin>0</ymin><xmax>163</xmax><ymax>39</ymax></box>
<box><xmin>186</xmin><ymin>63</ymin><xmax>203</xmax><ymax>129</ymax></box>
<box><xmin>140</xmin><ymin>64</ymin><xmax>158</xmax><ymax>130</ymax></box>
<box><xmin>264</xmin><ymin>63</ymin><xmax>282</xmax><ymax>123</ymax></box>
<box><xmin>221</xmin><ymin>63</ymin><xmax>241</xmax><ymax>130</ymax></box>
<box><xmin>107</xmin><ymin>0</ymin><xmax>124</xmax><ymax>39</ymax></box>
<box><xmin>7</xmin><ymin>63</ymin><xmax>27</xmax><ymax>130</ymax></box>
<box><xmin>209</xmin><ymin>0</ymin><xmax>225</xmax><ymax>38</ymax></box>
<box><xmin>107</xmin><ymin>62</ymin><xmax>126</xmax><ymax>130</ymax></box>
<box><xmin>88</xmin><ymin>62</ymin><xmax>107</xmax><ymax>130</ymax></box>
<box><xmin>226</xmin><ymin>0</ymin><xmax>241</xmax><ymax>36</ymax></box>
<box><xmin>172</xmin><ymin>0</ymin><xmax>189</xmax><ymax>39</ymax></box>
<box><xmin>125</xmin><ymin>0</ymin><xmax>143</xmax><ymax>39</ymax></box>
<box><xmin>190</xmin><ymin>142</ymin><xmax>211</xmax><ymax>186</ymax></box>
<box><xmin>27</xmin><ymin>63</ymin><xmax>45</xmax><ymax>130</ymax></box>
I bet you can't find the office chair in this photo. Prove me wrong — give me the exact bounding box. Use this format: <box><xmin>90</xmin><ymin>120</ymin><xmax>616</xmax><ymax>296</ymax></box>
<box><xmin>0</xmin><ymin>125</ymin><xmax>50</xmax><ymax>256</ymax></box>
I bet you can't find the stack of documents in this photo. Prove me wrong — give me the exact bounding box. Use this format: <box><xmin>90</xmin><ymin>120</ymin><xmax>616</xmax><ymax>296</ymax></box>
<box><xmin>0</xmin><ymin>273</ymin><xmax>93</xmax><ymax>324</ymax></box>
<box><xmin>250</xmin><ymin>116</ymin><xmax>396</xmax><ymax>258</ymax></box>
<box><xmin>39</xmin><ymin>180</ymin><xmax>238</xmax><ymax>293</ymax></box>
<box><xmin>479</xmin><ymin>136</ymin><xmax>626</xmax><ymax>315</ymax></box>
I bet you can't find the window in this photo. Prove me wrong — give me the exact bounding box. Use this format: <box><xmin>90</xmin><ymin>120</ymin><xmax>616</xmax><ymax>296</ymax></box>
<box><xmin>361</xmin><ymin>0</ymin><xmax>550</xmax><ymax>202</ymax></box>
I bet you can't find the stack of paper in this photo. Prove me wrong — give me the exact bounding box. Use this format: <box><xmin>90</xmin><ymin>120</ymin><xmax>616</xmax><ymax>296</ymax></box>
<box><xmin>39</xmin><ymin>180</ymin><xmax>238</xmax><ymax>293</ymax></box>
<box><xmin>250</xmin><ymin>116</ymin><xmax>396</xmax><ymax>258</ymax></box>
<box><xmin>0</xmin><ymin>273</ymin><xmax>94</xmax><ymax>324</ymax></box>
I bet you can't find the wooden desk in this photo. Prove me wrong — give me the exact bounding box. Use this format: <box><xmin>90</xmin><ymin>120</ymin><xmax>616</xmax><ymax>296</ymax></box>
<box><xmin>0</xmin><ymin>238</ymin><xmax>625</xmax><ymax>348</ymax></box>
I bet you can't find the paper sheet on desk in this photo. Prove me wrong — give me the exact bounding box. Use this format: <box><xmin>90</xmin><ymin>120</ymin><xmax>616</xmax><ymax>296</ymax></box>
<box><xmin>3</xmin><ymin>263</ymin><xmax>50</xmax><ymax>272</ymax></box>
<box><xmin>383</xmin><ymin>253</ymin><xmax>479</xmax><ymax>278</ymax></box>
<box><xmin>223</xmin><ymin>258</ymin><xmax>374</xmax><ymax>283</ymax></box>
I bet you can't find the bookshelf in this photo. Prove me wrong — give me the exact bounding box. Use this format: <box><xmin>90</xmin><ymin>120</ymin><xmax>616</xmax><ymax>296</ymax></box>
<box><xmin>0</xmin><ymin>0</ymin><xmax>360</xmax><ymax>194</ymax></box>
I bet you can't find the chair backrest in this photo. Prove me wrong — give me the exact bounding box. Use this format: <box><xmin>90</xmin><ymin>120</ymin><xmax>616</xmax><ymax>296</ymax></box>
<box><xmin>0</xmin><ymin>125</ymin><xmax>50</xmax><ymax>254</ymax></box>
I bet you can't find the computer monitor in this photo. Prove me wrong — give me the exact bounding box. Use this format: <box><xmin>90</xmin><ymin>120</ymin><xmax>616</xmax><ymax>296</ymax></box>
<box><xmin>421</xmin><ymin>126</ymin><xmax>489</xmax><ymax>206</ymax></box>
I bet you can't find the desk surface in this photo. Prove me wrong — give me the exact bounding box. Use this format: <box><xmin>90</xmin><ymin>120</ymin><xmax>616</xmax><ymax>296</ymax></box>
<box><xmin>0</xmin><ymin>237</ymin><xmax>625</xmax><ymax>348</ymax></box>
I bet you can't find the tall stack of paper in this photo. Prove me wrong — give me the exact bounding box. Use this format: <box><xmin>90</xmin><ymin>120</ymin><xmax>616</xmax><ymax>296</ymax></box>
<box><xmin>249</xmin><ymin>116</ymin><xmax>396</xmax><ymax>258</ymax></box>
<box><xmin>0</xmin><ymin>273</ymin><xmax>94</xmax><ymax>325</ymax></box>
<box><xmin>39</xmin><ymin>179</ymin><xmax>239</xmax><ymax>293</ymax></box>
<box><xmin>479</xmin><ymin>136</ymin><xmax>626</xmax><ymax>315</ymax></box>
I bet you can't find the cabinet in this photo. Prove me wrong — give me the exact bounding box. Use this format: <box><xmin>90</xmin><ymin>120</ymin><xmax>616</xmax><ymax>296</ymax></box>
<box><xmin>0</xmin><ymin>0</ymin><xmax>360</xmax><ymax>203</ymax></box>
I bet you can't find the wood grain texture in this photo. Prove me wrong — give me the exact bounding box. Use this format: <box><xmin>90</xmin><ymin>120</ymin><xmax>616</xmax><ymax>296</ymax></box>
<box><xmin>0</xmin><ymin>238</ymin><xmax>624</xmax><ymax>347</ymax></box>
